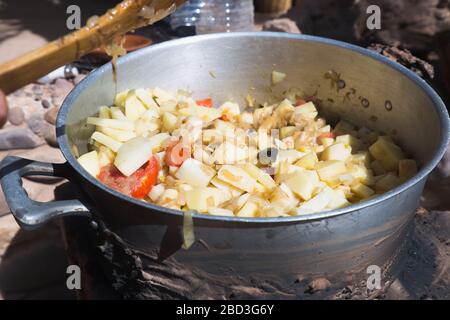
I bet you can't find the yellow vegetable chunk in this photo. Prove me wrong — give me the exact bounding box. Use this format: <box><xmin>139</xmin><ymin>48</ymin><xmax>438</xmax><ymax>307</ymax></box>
<box><xmin>271</xmin><ymin>71</ymin><xmax>286</xmax><ymax>85</ymax></box>
<box><xmin>162</xmin><ymin>112</ymin><xmax>178</xmax><ymax>132</ymax></box>
<box><xmin>77</xmin><ymin>150</ymin><xmax>100</xmax><ymax>177</ymax></box>
<box><xmin>217</xmin><ymin>165</ymin><xmax>258</xmax><ymax>193</ymax></box>
<box><xmin>91</xmin><ymin>132</ymin><xmax>122</xmax><ymax>152</ymax></box>
<box><xmin>315</xmin><ymin>160</ymin><xmax>347</xmax><ymax>182</ymax></box>
<box><xmin>237</xmin><ymin>201</ymin><xmax>259</xmax><ymax>217</ymax></box>
<box><xmin>114</xmin><ymin>137</ymin><xmax>154</xmax><ymax>177</ymax></box>
<box><xmin>335</xmin><ymin>134</ymin><xmax>363</xmax><ymax>151</ymax></box>
<box><xmin>114</xmin><ymin>90</ymin><xmax>129</xmax><ymax>107</ymax></box>
<box><xmin>369</xmin><ymin>137</ymin><xmax>405</xmax><ymax>171</ymax></box>
<box><xmin>98</xmin><ymin>106</ymin><xmax>110</xmax><ymax>119</ymax></box>
<box><xmin>375</xmin><ymin>173</ymin><xmax>401</xmax><ymax>192</ymax></box>
<box><xmin>175</xmin><ymin>158</ymin><xmax>216</xmax><ymax>187</ymax></box>
<box><xmin>243</xmin><ymin>163</ymin><xmax>277</xmax><ymax>190</ymax></box>
<box><xmin>351</xmin><ymin>182</ymin><xmax>375</xmax><ymax>199</ymax></box>
<box><xmin>284</xmin><ymin>171</ymin><xmax>317</xmax><ymax>201</ymax></box>
<box><xmin>333</xmin><ymin>120</ymin><xmax>355</xmax><ymax>135</ymax></box>
<box><xmin>125</xmin><ymin>94</ymin><xmax>147</xmax><ymax>121</ymax></box>
<box><xmin>398</xmin><ymin>159</ymin><xmax>418</xmax><ymax>179</ymax></box>
<box><xmin>321</xmin><ymin>143</ymin><xmax>352</xmax><ymax>161</ymax></box>
<box><xmin>208</xmin><ymin>207</ymin><xmax>234</xmax><ymax>217</ymax></box>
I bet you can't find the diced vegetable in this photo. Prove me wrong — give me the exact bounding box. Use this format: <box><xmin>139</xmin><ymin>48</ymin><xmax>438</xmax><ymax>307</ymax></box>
<box><xmin>217</xmin><ymin>165</ymin><xmax>258</xmax><ymax>193</ymax></box>
<box><xmin>315</xmin><ymin>160</ymin><xmax>347</xmax><ymax>182</ymax></box>
<box><xmin>114</xmin><ymin>137</ymin><xmax>154</xmax><ymax>176</ymax></box>
<box><xmin>91</xmin><ymin>131</ymin><xmax>122</xmax><ymax>152</ymax></box>
<box><xmin>272</xmin><ymin>71</ymin><xmax>286</xmax><ymax>85</ymax></box>
<box><xmin>295</xmin><ymin>152</ymin><xmax>318</xmax><ymax>170</ymax></box>
<box><xmin>78</xmin><ymin>150</ymin><xmax>100</xmax><ymax>177</ymax></box>
<box><xmin>351</xmin><ymin>182</ymin><xmax>375</xmax><ymax>199</ymax></box>
<box><xmin>369</xmin><ymin>137</ymin><xmax>405</xmax><ymax>171</ymax></box>
<box><xmin>125</xmin><ymin>94</ymin><xmax>147</xmax><ymax>121</ymax></box>
<box><xmin>176</xmin><ymin>158</ymin><xmax>215</xmax><ymax>187</ymax></box>
<box><xmin>81</xmin><ymin>83</ymin><xmax>416</xmax><ymax>218</ymax></box>
<box><xmin>284</xmin><ymin>171</ymin><xmax>317</xmax><ymax>201</ymax></box>
<box><xmin>321</xmin><ymin>143</ymin><xmax>352</xmax><ymax>161</ymax></box>
<box><xmin>398</xmin><ymin>159</ymin><xmax>418</xmax><ymax>179</ymax></box>
<box><xmin>243</xmin><ymin>163</ymin><xmax>277</xmax><ymax>190</ymax></box>
<box><xmin>87</xmin><ymin>117</ymin><xmax>134</xmax><ymax>131</ymax></box>
<box><xmin>196</xmin><ymin>98</ymin><xmax>213</xmax><ymax>108</ymax></box>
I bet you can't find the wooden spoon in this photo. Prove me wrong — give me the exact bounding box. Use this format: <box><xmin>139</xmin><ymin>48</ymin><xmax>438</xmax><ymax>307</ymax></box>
<box><xmin>0</xmin><ymin>0</ymin><xmax>186</xmax><ymax>94</ymax></box>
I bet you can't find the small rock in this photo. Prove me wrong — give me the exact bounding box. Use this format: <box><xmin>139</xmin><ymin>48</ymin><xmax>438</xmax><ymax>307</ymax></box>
<box><xmin>54</xmin><ymin>78</ymin><xmax>74</xmax><ymax>91</ymax></box>
<box><xmin>0</xmin><ymin>127</ymin><xmax>43</xmax><ymax>150</ymax></box>
<box><xmin>7</xmin><ymin>107</ymin><xmax>25</xmax><ymax>125</ymax></box>
<box><xmin>263</xmin><ymin>18</ymin><xmax>301</xmax><ymax>34</ymax></box>
<box><xmin>0</xmin><ymin>90</ymin><xmax>9</xmax><ymax>128</ymax></box>
<box><xmin>305</xmin><ymin>278</ymin><xmax>331</xmax><ymax>293</ymax></box>
<box><xmin>27</xmin><ymin>113</ymin><xmax>51</xmax><ymax>135</ymax></box>
<box><xmin>44</xmin><ymin>107</ymin><xmax>58</xmax><ymax>125</ymax></box>
<box><xmin>73</xmin><ymin>74</ymin><xmax>86</xmax><ymax>85</ymax></box>
<box><xmin>41</xmin><ymin>99</ymin><xmax>51</xmax><ymax>109</ymax></box>
<box><xmin>52</xmin><ymin>78</ymin><xmax>74</xmax><ymax>107</ymax></box>
<box><xmin>43</xmin><ymin>125</ymin><xmax>58</xmax><ymax>148</ymax></box>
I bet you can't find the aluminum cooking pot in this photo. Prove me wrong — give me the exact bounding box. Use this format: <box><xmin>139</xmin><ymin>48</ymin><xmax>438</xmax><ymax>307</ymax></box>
<box><xmin>1</xmin><ymin>33</ymin><xmax>449</xmax><ymax>296</ymax></box>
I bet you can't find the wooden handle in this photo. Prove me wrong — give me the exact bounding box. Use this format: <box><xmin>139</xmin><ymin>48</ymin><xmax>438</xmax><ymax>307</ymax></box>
<box><xmin>0</xmin><ymin>0</ymin><xmax>186</xmax><ymax>94</ymax></box>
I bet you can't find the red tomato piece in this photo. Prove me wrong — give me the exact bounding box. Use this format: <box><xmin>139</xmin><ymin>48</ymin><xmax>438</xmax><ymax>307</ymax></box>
<box><xmin>196</xmin><ymin>98</ymin><xmax>213</xmax><ymax>108</ymax></box>
<box><xmin>98</xmin><ymin>155</ymin><xmax>159</xmax><ymax>199</ymax></box>
<box><xmin>164</xmin><ymin>139</ymin><xmax>191</xmax><ymax>167</ymax></box>
<box><xmin>295</xmin><ymin>98</ymin><xmax>307</xmax><ymax>106</ymax></box>
<box><xmin>318</xmin><ymin>132</ymin><xmax>335</xmax><ymax>140</ymax></box>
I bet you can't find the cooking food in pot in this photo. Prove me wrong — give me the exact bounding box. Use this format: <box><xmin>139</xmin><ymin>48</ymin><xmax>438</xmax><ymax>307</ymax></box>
<box><xmin>77</xmin><ymin>76</ymin><xmax>417</xmax><ymax>217</ymax></box>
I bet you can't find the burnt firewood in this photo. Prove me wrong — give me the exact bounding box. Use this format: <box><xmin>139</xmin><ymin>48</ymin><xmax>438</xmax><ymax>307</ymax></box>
<box><xmin>367</xmin><ymin>43</ymin><xmax>435</xmax><ymax>80</ymax></box>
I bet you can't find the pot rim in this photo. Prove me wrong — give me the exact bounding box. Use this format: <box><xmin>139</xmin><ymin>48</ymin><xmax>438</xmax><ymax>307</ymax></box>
<box><xmin>57</xmin><ymin>32</ymin><xmax>450</xmax><ymax>224</ymax></box>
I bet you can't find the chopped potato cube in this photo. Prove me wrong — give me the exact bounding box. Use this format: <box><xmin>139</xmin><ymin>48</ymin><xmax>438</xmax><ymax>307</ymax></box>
<box><xmin>375</xmin><ymin>173</ymin><xmax>401</xmax><ymax>192</ymax></box>
<box><xmin>334</xmin><ymin>120</ymin><xmax>355</xmax><ymax>135</ymax></box>
<box><xmin>271</xmin><ymin>71</ymin><xmax>286</xmax><ymax>85</ymax></box>
<box><xmin>218</xmin><ymin>165</ymin><xmax>258</xmax><ymax>193</ymax></box>
<box><xmin>315</xmin><ymin>160</ymin><xmax>347</xmax><ymax>182</ymax></box>
<box><xmin>284</xmin><ymin>171</ymin><xmax>317</xmax><ymax>201</ymax></box>
<box><xmin>295</xmin><ymin>152</ymin><xmax>319</xmax><ymax>170</ymax></box>
<box><xmin>321</xmin><ymin>143</ymin><xmax>352</xmax><ymax>161</ymax></box>
<box><xmin>369</xmin><ymin>137</ymin><xmax>405</xmax><ymax>171</ymax></box>
<box><xmin>351</xmin><ymin>182</ymin><xmax>375</xmax><ymax>199</ymax></box>
<box><xmin>237</xmin><ymin>201</ymin><xmax>259</xmax><ymax>217</ymax></box>
<box><xmin>399</xmin><ymin>159</ymin><xmax>418</xmax><ymax>179</ymax></box>
<box><xmin>243</xmin><ymin>163</ymin><xmax>276</xmax><ymax>190</ymax></box>
<box><xmin>208</xmin><ymin>207</ymin><xmax>234</xmax><ymax>217</ymax></box>
<box><xmin>78</xmin><ymin>151</ymin><xmax>100</xmax><ymax>177</ymax></box>
<box><xmin>176</xmin><ymin>158</ymin><xmax>215</xmax><ymax>187</ymax></box>
<box><xmin>91</xmin><ymin>132</ymin><xmax>122</xmax><ymax>152</ymax></box>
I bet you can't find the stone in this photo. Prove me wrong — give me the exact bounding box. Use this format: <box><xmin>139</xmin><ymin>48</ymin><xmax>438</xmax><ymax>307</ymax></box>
<box><xmin>27</xmin><ymin>113</ymin><xmax>50</xmax><ymax>135</ymax></box>
<box><xmin>306</xmin><ymin>278</ymin><xmax>331</xmax><ymax>293</ymax></box>
<box><xmin>43</xmin><ymin>125</ymin><xmax>58</xmax><ymax>148</ymax></box>
<box><xmin>41</xmin><ymin>99</ymin><xmax>51</xmax><ymax>109</ymax></box>
<box><xmin>73</xmin><ymin>74</ymin><xmax>86</xmax><ymax>85</ymax></box>
<box><xmin>263</xmin><ymin>18</ymin><xmax>301</xmax><ymax>33</ymax></box>
<box><xmin>54</xmin><ymin>78</ymin><xmax>74</xmax><ymax>93</ymax></box>
<box><xmin>44</xmin><ymin>107</ymin><xmax>58</xmax><ymax>125</ymax></box>
<box><xmin>52</xmin><ymin>78</ymin><xmax>74</xmax><ymax>107</ymax></box>
<box><xmin>0</xmin><ymin>127</ymin><xmax>43</xmax><ymax>150</ymax></box>
<box><xmin>7</xmin><ymin>107</ymin><xmax>25</xmax><ymax>126</ymax></box>
<box><xmin>0</xmin><ymin>90</ymin><xmax>7</xmax><ymax>129</ymax></box>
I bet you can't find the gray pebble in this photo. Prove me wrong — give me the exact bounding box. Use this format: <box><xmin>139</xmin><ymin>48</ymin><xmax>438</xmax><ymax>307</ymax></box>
<box><xmin>43</xmin><ymin>125</ymin><xmax>58</xmax><ymax>148</ymax></box>
<box><xmin>0</xmin><ymin>127</ymin><xmax>43</xmax><ymax>150</ymax></box>
<box><xmin>44</xmin><ymin>107</ymin><xmax>58</xmax><ymax>125</ymax></box>
<box><xmin>7</xmin><ymin>107</ymin><xmax>25</xmax><ymax>125</ymax></box>
<box><xmin>27</xmin><ymin>113</ymin><xmax>50</xmax><ymax>135</ymax></box>
<box><xmin>41</xmin><ymin>99</ymin><xmax>51</xmax><ymax>109</ymax></box>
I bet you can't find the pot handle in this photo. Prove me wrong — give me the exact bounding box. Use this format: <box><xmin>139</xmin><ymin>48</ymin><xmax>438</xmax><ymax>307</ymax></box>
<box><xmin>0</xmin><ymin>156</ymin><xmax>91</xmax><ymax>230</ymax></box>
